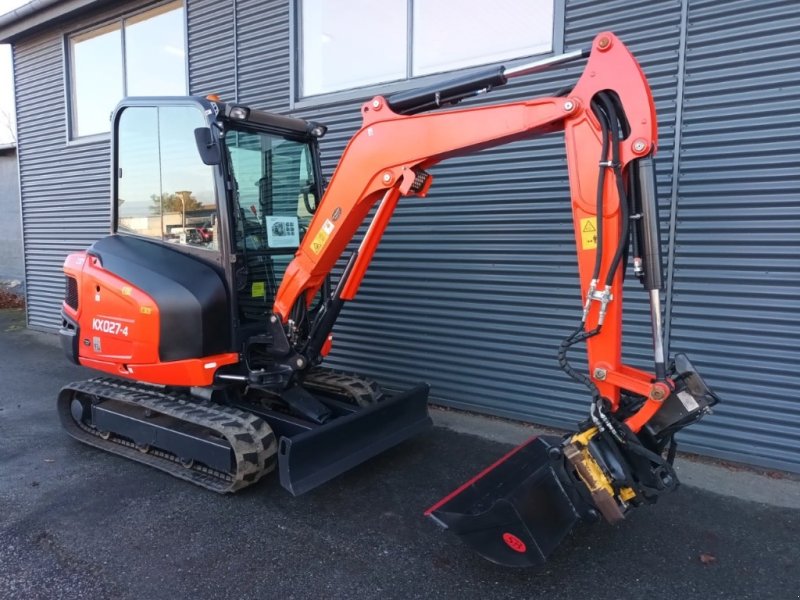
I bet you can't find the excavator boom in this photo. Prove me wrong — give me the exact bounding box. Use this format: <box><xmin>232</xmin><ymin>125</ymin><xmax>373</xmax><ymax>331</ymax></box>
<box><xmin>276</xmin><ymin>32</ymin><xmax>663</xmax><ymax>428</ymax></box>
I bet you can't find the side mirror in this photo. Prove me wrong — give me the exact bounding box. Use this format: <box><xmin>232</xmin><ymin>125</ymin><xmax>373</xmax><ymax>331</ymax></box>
<box><xmin>194</xmin><ymin>127</ymin><xmax>221</xmax><ymax>165</ymax></box>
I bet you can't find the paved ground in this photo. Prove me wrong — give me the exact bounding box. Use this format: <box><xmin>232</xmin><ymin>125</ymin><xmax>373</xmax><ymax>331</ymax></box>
<box><xmin>1</xmin><ymin>308</ymin><xmax>798</xmax><ymax>599</ymax></box>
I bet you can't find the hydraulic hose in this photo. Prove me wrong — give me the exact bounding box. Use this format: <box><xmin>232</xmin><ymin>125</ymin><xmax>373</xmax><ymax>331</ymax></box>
<box><xmin>589</xmin><ymin>99</ymin><xmax>611</xmax><ymax>284</ymax></box>
<box><xmin>558</xmin><ymin>92</ymin><xmax>633</xmax><ymax>416</ymax></box>
<box><xmin>594</xmin><ymin>93</ymin><xmax>631</xmax><ymax>288</ymax></box>
<box><xmin>557</xmin><ymin>98</ymin><xmax>615</xmax><ymax>403</ymax></box>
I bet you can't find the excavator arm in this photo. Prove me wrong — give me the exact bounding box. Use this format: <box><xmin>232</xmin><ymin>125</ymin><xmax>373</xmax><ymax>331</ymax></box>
<box><xmin>270</xmin><ymin>32</ymin><xmax>719</xmax><ymax>566</ymax></box>
<box><xmin>276</xmin><ymin>32</ymin><xmax>662</xmax><ymax>429</ymax></box>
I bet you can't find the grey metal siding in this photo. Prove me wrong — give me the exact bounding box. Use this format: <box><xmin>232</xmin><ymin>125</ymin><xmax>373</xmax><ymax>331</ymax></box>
<box><xmin>187</xmin><ymin>0</ymin><xmax>290</xmax><ymax>108</ymax></box>
<box><xmin>235</xmin><ymin>0</ymin><xmax>290</xmax><ymax>110</ymax></box>
<box><xmin>187</xmin><ymin>0</ymin><xmax>235</xmax><ymax>100</ymax></box>
<box><xmin>669</xmin><ymin>0</ymin><xmax>800</xmax><ymax>472</ymax></box>
<box><xmin>14</xmin><ymin>0</ymin><xmax>171</xmax><ymax>330</ymax></box>
<box><xmin>276</xmin><ymin>0</ymin><xmax>685</xmax><ymax>430</ymax></box>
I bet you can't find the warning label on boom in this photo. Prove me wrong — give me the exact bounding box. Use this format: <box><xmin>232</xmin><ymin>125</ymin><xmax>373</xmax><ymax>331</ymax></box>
<box><xmin>580</xmin><ymin>217</ymin><xmax>597</xmax><ymax>250</ymax></box>
<box><xmin>310</xmin><ymin>219</ymin><xmax>335</xmax><ymax>255</ymax></box>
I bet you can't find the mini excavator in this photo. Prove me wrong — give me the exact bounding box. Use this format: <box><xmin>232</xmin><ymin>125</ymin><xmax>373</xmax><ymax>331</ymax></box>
<box><xmin>59</xmin><ymin>32</ymin><xmax>718</xmax><ymax>566</ymax></box>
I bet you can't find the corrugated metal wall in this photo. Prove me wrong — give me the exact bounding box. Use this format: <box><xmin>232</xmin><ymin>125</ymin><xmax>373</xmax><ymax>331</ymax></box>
<box><xmin>187</xmin><ymin>0</ymin><xmax>235</xmax><ymax>101</ymax></box>
<box><xmin>668</xmin><ymin>0</ymin><xmax>800</xmax><ymax>472</ymax></box>
<box><xmin>13</xmin><ymin>0</ymin><xmax>164</xmax><ymax>330</ymax></box>
<box><xmin>207</xmin><ymin>0</ymin><xmax>800</xmax><ymax>473</ymax></box>
<box><xmin>14</xmin><ymin>0</ymin><xmax>800</xmax><ymax>472</ymax></box>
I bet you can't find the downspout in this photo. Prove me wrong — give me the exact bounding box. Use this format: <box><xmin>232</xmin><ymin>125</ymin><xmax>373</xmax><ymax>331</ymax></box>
<box><xmin>663</xmin><ymin>0</ymin><xmax>690</xmax><ymax>355</ymax></box>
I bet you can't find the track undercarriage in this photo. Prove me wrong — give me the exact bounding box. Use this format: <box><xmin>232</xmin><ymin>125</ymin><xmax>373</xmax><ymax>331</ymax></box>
<box><xmin>59</xmin><ymin>368</ymin><xmax>432</xmax><ymax>495</ymax></box>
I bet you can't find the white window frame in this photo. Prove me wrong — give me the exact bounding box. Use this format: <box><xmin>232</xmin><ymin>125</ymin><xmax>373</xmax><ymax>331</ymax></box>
<box><xmin>292</xmin><ymin>0</ymin><xmax>564</xmax><ymax>107</ymax></box>
<box><xmin>64</xmin><ymin>0</ymin><xmax>188</xmax><ymax>144</ymax></box>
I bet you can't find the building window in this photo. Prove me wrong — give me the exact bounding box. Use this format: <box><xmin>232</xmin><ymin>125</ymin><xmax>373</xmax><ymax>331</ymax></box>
<box><xmin>116</xmin><ymin>104</ymin><xmax>218</xmax><ymax>251</ymax></box>
<box><xmin>68</xmin><ymin>1</ymin><xmax>186</xmax><ymax>138</ymax></box>
<box><xmin>299</xmin><ymin>0</ymin><xmax>554</xmax><ymax>97</ymax></box>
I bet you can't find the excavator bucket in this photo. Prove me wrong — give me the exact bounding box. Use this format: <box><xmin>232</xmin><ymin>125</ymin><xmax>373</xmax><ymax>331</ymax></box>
<box><xmin>278</xmin><ymin>383</ymin><xmax>432</xmax><ymax>495</ymax></box>
<box><xmin>426</xmin><ymin>436</ymin><xmax>592</xmax><ymax>567</ymax></box>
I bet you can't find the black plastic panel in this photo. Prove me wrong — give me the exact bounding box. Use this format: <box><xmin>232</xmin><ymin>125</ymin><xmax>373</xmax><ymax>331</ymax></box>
<box><xmin>89</xmin><ymin>235</ymin><xmax>231</xmax><ymax>361</ymax></box>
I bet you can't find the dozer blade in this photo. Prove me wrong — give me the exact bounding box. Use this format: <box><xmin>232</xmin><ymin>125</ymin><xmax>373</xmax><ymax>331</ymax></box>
<box><xmin>278</xmin><ymin>383</ymin><xmax>432</xmax><ymax>496</ymax></box>
<box><xmin>426</xmin><ymin>436</ymin><xmax>593</xmax><ymax>567</ymax></box>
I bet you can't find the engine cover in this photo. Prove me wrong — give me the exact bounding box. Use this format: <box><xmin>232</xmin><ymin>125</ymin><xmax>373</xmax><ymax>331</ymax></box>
<box><xmin>60</xmin><ymin>235</ymin><xmax>238</xmax><ymax>386</ymax></box>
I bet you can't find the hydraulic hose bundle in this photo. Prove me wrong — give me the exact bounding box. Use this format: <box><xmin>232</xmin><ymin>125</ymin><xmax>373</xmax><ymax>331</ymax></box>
<box><xmin>558</xmin><ymin>91</ymin><xmax>629</xmax><ymax>412</ymax></box>
<box><xmin>557</xmin><ymin>90</ymin><xmax>679</xmax><ymax>487</ymax></box>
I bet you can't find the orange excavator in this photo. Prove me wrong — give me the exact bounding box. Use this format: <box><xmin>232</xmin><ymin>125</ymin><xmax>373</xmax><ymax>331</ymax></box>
<box><xmin>58</xmin><ymin>32</ymin><xmax>718</xmax><ymax>566</ymax></box>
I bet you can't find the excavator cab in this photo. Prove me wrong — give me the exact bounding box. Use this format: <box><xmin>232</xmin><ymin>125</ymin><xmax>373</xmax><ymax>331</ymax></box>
<box><xmin>110</xmin><ymin>96</ymin><xmax>326</xmax><ymax>350</ymax></box>
<box><xmin>59</xmin><ymin>96</ymin><xmax>432</xmax><ymax>495</ymax></box>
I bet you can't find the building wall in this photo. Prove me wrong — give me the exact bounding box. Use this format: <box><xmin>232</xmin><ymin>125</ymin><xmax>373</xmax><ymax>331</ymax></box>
<box><xmin>0</xmin><ymin>147</ymin><xmax>23</xmax><ymax>281</ymax></box>
<box><xmin>666</xmin><ymin>0</ymin><xmax>800</xmax><ymax>471</ymax></box>
<box><xmin>11</xmin><ymin>0</ymin><xmax>800</xmax><ymax>472</ymax></box>
<box><xmin>12</xmin><ymin>0</ymin><xmax>150</xmax><ymax>328</ymax></box>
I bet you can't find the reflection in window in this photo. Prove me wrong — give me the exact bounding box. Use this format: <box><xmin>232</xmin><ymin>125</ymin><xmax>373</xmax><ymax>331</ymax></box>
<box><xmin>68</xmin><ymin>1</ymin><xmax>186</xmax><ymax>138</ymax></box>
<box><xmin>301</xmin><ymin>0</ymin><xmax>406</xmax><ymax>96</ymax></box>
<box><xmin>117</xmin><ymin>106</ymin><xmax>159</xmax><ymax>234</ymax></box>
<box><xmin>70</xmin><ymin>24</ymin><xmax>123</xmax><ymax>137</ymax></box>
<box><xmin>227</xmin><ymin>129</ymin><xmax>317</xmax><ymax>254</ymax></box>
<box><xmin>413</xmin><ymin>0</ymin><xmax>553</xmax><ymax>76</ymax></box>
<box><xmin>116</xmin><ymin>104</ymin><xmax>217</xmax><ymax>251</ymax></box>
<box><xmin>300</xmin><ymin>0</ymin><xmax>554</xmax><ymax>97</ymax></box>
<box><xmin>125</xmin><ymin>4</ymin><xmax>187</xmax><ymax>96</ymax></box>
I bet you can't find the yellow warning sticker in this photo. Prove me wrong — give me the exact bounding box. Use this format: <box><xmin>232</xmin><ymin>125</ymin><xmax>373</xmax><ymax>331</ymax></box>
<box><xmin>252</xmin><ymin>281</ymin><xmax>265</xmax><ymax>298</ymax></box>
<box><xmin>580</xmin><ymin>217</ymin><xmax>598</xmax><ymax>250</ymax></box>
<box><xmin>139</xmin><ymin>306</ymin><xmax>152</xmax><ymax>315</ymax></box>
<box><xmin>310</xmin><ymin>219</ymin><xmax>335</xmax><ymax>255</ymax></box>
<box><xmin>310</xmin><ymin>230</ymin><xmax>328</xmax><ymax>255</ymax></box>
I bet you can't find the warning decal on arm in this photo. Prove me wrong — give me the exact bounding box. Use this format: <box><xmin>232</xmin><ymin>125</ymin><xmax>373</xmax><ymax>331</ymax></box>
<box><xmin>310</xmin><ymin>219</ymin><xmax>335</xmax><ymax>255</ymax></box>
<box><xmin>580</xmin><ymin>217</ymin><xmax>598</xmax><ymax>250</ymax></box>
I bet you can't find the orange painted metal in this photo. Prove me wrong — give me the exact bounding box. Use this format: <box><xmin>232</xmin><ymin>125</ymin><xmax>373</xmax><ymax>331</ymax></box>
<box><xmin>78</xmin><ymin>354</ymin><xmax>240</xmax><ymax>387</ymax></box>
<box><xmin>340</xmin><ymin>186</ymin><xmax>402</xmax><ymax>301</ymax></box>
<box><xmin>273</xmin><ymin>95</ymin><xmax>570</xmax><ymax>318</ymax></box>
<box><xmin>595</xmin><ymin>363</ymin><xmax>660</xmax><ymax>399</ymax></box>
<box><xmin>62</xmin><ymin>251</ymin><xmax>238</xmax><ymax>387</ymax></box>
<box><xmin>273</xmin><ymin>32</ymin><xmax>663</xmax><ymax>430</ymax></box>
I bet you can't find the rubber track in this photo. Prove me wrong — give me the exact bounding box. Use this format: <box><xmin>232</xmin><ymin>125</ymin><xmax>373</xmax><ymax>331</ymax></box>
<box><xmin>58</xmin><ymin>378</ymin><xmax>277</xmax><ymax>493</ymax></box>
<box><xmin>302</xmin><ymin>367</ymin><xmax>384</xmax><ymax>406</ymax></box>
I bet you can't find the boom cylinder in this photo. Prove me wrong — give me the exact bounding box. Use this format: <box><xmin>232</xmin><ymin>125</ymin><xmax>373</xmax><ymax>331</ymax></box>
<box><xmin>386</xmin><ymin>48</ymin><xmax>589</xmax><ymax>116</ymax></box>
<box><xmin>633</xmin><ymin>157</ymin><xmax>664</xmax><ymax>292</ymax></box>
<box><xmin>303</xmin><ymin>251</ymin><xmax>358</xmax><ymax>361</ymax></box>
<box><xmin>633</xmin><ymin>157</ymin><xmax>667</xmax><ymax>380</ymax></box>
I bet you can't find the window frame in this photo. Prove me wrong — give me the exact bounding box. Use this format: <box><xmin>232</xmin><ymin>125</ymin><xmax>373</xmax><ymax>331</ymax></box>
<box><xmin>290</xmin><ymin>0</ymin><xmax>565</xmax><ymax>109</ymax></box>
<box><xmin>224</xmin><ymin>125</ymin><xmax>323</xmax><ymax>256</ymax></box>
<box><xmin>64</xmin><ymin>0</ymin><xmax>189</xmax><ymax>144</ymax></box>
<box><xmin>111</xmin><ymin>98</ymin><xmax>227</xmax><ymax>267</ymax></box>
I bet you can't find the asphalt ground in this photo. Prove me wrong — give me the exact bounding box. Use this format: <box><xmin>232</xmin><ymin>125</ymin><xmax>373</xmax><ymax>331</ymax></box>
<box><xmin>0</xmin><ymin>308</ymin><xmax>798</xmax><ymax>599</ymax></box>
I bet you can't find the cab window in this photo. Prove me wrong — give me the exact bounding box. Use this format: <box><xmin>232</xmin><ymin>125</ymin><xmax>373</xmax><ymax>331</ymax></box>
<box><xmin>116</xmin><ymin>104</ymin><xmax>218</xmax><ymax>251</ymax></box>
<box><xmin>225</xmin><ymin>128</ymin><xmax>318</xmax><ymax>321</ymax></box>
